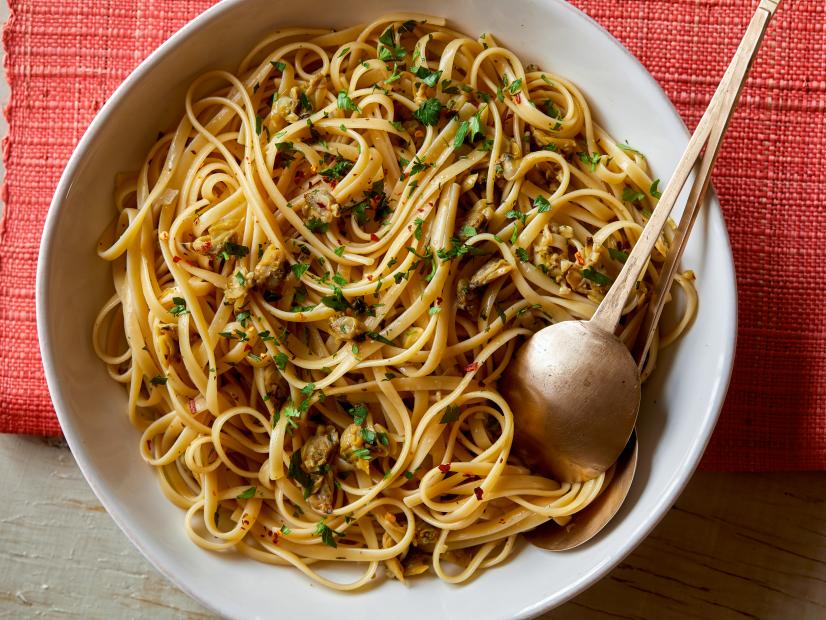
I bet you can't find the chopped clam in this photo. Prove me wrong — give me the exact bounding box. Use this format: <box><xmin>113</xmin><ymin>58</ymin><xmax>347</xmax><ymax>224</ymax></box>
<box><xmin>469</xmin><ymin>259</ymin><xmax>513</xmax><ymax>289</ymax></box>
<box><xmin>272</xmin><ymin>87</ymin><xmax>300</xmax><ymax>123</ymax></box>
<box><xmin>413</xmin><ymin>518</ymin><xmax>439</xmax><ymax>548</ymax></box>
<box><xmin>307</xmin><ymin>474</ymin><xmax>334</xmax><ymax>514</ymax></box>
<box><xmin>340</xmin><ymin>423</ymin><xmax>370</xmax><ymax>474</ymax></box>
<box><xmin>262</xmin><ymin>364</ymin><xmax>289</xmax><ymax>402</ymax></box>
<box><xmin>253</xmin><ymin>244</ymin><xmax>287</xmax><ymax>294</ymax></box>
<box><xmin>455</xmin><ymin>278</ymin><xmax>480</xmax><ymax>314</ymax></box>
<box><xmin>401</xmin><ymin>326</ymin><xmax>424</xmax><ymax>349</ymax></box>
<box><xmin>225</xmin><ymin>272</ymin><xmax>250</xmax><ymax>311</ymax></box>
<box><xmin>191</xmin><ymin>219</ymin><xmax>238</xmax><ymax>255</ymax></box>
<box><xmin>458</xmin><ymin>199</ymin><xmax>490</xmax><ymax>240</ymax></box>
<box><xmin>329</xmin><ymin>314</ymin><xmax>366</xmax><ymax>340</ymax></box>
<box><xmin>303</xmin><ymin>187</ymin><xmax>340</xmax><ymax>224</ymax></box>
<box><xmin>301</xmin><ymin>425</ymin><xmax>340</xmax><ymax>473</ymax></box>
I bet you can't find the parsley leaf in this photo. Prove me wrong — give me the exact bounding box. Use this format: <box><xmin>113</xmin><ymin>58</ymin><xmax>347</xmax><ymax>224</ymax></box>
<box><xmin>366</xmin><ymin>331</ymin><xmax>395</xmax><ymax>346</ymax></box>
<box><xmin>170</xmin><ymin>297</ymin><xmax>188</xmax><ymax>316</ymax></box>
<box><xmin>508</xmin><ymin>78</ymin><xmax>523</xmax><ymax>95</ymax></box>
<box><xmin>622</xmin><ymin>187</ymin><xmax>646</xmax><ymax>203</ymax></box>
<box><xmin>577</xmin><ymin>152</ymin><xmax>601</xmax><ymax>171</ymax></box>
<box><xmin>320</xmin><ymin>287</ymin><xmax>350</xmax><ymax>311</ymax></box>
<box><xmin>150</xmin><ymin>375</ymin><xmax>167</xmax><ymax>386</ymax></box>
<box><xmin>534</xmin><ymin>195</ymin><xmax>551</xmax><ymax>213</ymax></box>
<box><xmin>618</xmin><ymin>142</ymin><xmax>645</xmax><ymax>157</ymax></box>
<box><xmin>412</xmin><ymin>65</ymin><xmax>442</xmax><ymax>87</ymax></box>
<box><xmin>582</xmin><ymin>267</ymin><xmax>613</xmax><ymax>286</ymax></box>
<box><xmin>515</xmin><ymin>247</ymin><xmax>530</xmax><ymax>262</ymax></box>
<box><xmin>236</xmin><ymin>487</ymin><xmax>256</xmax><ymax>499</ymax></box>
<box><xmin>274</xmin><ymin>351</ymin><xmax>288</xmax><ymax>370</ymax></box>
<box><xmin>454</xmin><ymin>120</ymin><xmax>470</xmax><ymax>148</ymax></box>
<box><xmin>440</xmin><ymin>405</ymin><xmax>461</xmax><ymax>424</ymax></box>
<box><xmin>319</xmin><ymin>157</ymin><xmax>353</xmax><ymax>180</ymax></box>
<box><xmin>291</xmin><ymin>262</ymin><xmax>310</xmax><ymax>280</ymax></box>
<box><xmin>337</xmin><ymin>90</ymin><xmax>360</xmax><ymax>113</ymax></box>
<box><xmin>650</xmin><ymin>179</ymin><xmax>663</xmax><ymax>198</ymax></box>
<box><xmin>608</xmin><ymin>248</ymin><xmax>628</xmax><ymax>263</ymax></box>
<box><xmin>315</xmin><ymin>520</ymin><xmax>341</xmax><ymax>548</ymax></box>
<box><xmin>287</xmin><ymin>450</ymin><xmax>314</xmax><ymax>497</ymax></box>
<box><xmin>413</xmin><ymin>98</ymin><xmax>442</xmax><ymax>126</ymax></box>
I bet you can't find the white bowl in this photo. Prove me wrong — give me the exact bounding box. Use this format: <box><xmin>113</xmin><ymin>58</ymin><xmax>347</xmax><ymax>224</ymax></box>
<box><xmin>36</xmin><ymin>0</ymin><xmax>737</xmax><ymax>617</ymax></box>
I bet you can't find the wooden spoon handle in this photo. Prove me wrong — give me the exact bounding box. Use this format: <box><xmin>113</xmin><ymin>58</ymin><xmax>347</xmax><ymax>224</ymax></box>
<box><xmin>589</xmin><ymin>0</ymin><xmax>781</xmax><ymax>335</ymax></box>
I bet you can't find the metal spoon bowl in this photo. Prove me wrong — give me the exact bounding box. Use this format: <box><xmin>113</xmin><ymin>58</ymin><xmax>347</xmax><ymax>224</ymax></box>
<box><xmin>526</xmin><ymin>430</ymin><xmax>638</xmax><ymax>551</ymax></box>
<box><xmin>502</xmin><ymin>0</ymin><xmax>781</xmax><ymax>548</ymax></box>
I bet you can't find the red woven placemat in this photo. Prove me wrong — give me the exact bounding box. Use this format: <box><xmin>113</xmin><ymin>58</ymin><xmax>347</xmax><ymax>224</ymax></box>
<box><xmin>1</xmin><ymin>1</ymin><xmax>823</xmax><ymax>470</ymax></box>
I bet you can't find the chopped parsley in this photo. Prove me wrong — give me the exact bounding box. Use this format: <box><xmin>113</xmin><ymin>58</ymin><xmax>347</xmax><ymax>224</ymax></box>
<box><xmin>608</xmin><ymin>248</ymin><xmax>629</xmax><ymax>263</ymax></box>
<box><xmin>462</xmin><ymin>225</ymin><xmax>477</xmax><ymax>238</ymax></box>
<box><xmin>169</xmin><ymin>297</ymin><xmax>188</xmax><ymax>316</ymax></box>
<box><xmin>440</xmin><ymin>404</ymin><xmax>461</xmax><ymax>424</ymax></box>
<box><xmin>622</xmin><ymin>187</ymin><xmax>646</xmax><ymax>203</ymax></box>
<box><xmin>412</xmin><ymin>65</ymin><xmax>442</xmax><ymax>87</ymax></box>
<box><xmin>378</xmin><ymin>25</ymin><xmax>406</xmax><ymax>61</ymax></box>
<box><xmin>274</xmin><ymin>351</ymin><xmax>289</xmax><ymax>370</ymax></box>
<box><xmin>340</xmin><ymin>401</ymin><xmax>368</xmax><ymax>426</ymax></box>
<box><xmin>236</xmin><ymin>487</ymin><xmax>256</xmax><ymax>499</ymax></box>
<box><xmin>366</xmin><ymin>331</ymin><xmax>395</xmax><ymax>346</ymax></box>
<box><xmin>319</xmin><ymin>157</ymin><xmax>353</xmax><ymax>180</ymax></box>
<box><xmin>578</xmin><ymin>151</ymin><xmax>601</xmax><ymax>171</ymax></box>
<box><xmin>618</xmin><ymin>141</ymin><xmax>645</xmax><ymax>157</ymax></box>
<box><xmin>291</xmin><ymin>262</ymin><xmax>310</xmax><ymax>280</ymax></box>
<box><xmin>413</xmin><ymin>217</ymin><xmax>425</xmax><ymax>240</ymax></box>
<box><xmin>150</xmin><ymin>375</ymin><xmax>167</xmax><ymax>386</ymax></box>
<box><xmin>337</xmin><ymin>90</ymin><xmax>360</xmax><ymax>113</ymax></box>
<box><xmin>315</xmin><ymin>520</ymin><xmax>342</xmax><ymax>548</ymax></box>
<box><xmin>320</xmin><ymin>286</ymin><xmax>350</xmax><ymax>311</ymax></box>
<box><xmin>219</xmin><ymin>242</ymin><xmax>249</xmax><ymax>260</ymax></box>
<box><xmin>270</xmin><ymin>60</ymin><xmax>286</xmax><ymax>73</ymax></box>
<box><xmin>508</xmin><ymin>78</ymin><xmax>523</xmax><ymax>95</ymax></box>
<box><xmin>534</xmin><ymin>195</ymin><xmax>551</xmax><ymax>213</ymax></box>
<box><xmin>287</xmin><ymin>450</ymin><xmax>314</xmax><ymax>497</ymax></box>
<box><xmin>582</xmin><ymin>267</ymin><xmax>613</xmax><ymax>286</ymax></box>
<box><xmin>650</xmin><ymin>179</ymin><xmax>663</xmax><ymax>198</ymax></box>
<box><xmin>413</xmin><ymin>98</ymin><xmax>442</xmax><ymax>126</ymax></box>
<box><xmin>306</xmin><ymin>218</ymin><xmax>328</xmax><ymax>234</ymax></box>
<box><xmin>515</xmin><ymin>247</ymin><xmax>530</xmax><ymax>262</ymax></box>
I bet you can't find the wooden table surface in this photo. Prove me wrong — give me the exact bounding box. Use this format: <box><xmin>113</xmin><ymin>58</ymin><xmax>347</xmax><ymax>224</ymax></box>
<box><xmin>1</xmin><ymin>434</ymin><xmax>823</xmax><ymax>619</ymax></box>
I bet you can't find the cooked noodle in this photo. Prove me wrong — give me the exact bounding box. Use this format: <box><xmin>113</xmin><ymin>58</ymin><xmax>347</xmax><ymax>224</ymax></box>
<box><xmin>93</xmin><ymin>14</ymin><xmax>697</xmax><ymax>589</ymax></box>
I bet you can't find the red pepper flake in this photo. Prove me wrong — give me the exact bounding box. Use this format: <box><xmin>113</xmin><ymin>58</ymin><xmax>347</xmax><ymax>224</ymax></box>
<box><xmin>463</xmin><ymin>362</ymin><xmax>479</xmax><ymax>373</ymax></box>
<box><xmin>329</xmin><ymin>180</ymin><xmax>338</xmax><ymax>189</ymax></box>
<box><xmin>271</xmin><ymin>531</ymin><xmax>279</xmax><ymax>544</ymax></box>
<box><xmin>188</xmin><ymin>399</ymin><xmax>198</xmax><ymax>414</ymax></box>
<box><xmin>474</xmin><ymin>486</ymin><xmax>484</xmax><ymax>501</ymax></box>
<box><xmin>244</xmin><ymin>344</ymin><xmax>252</xmax><ymax>352</ymax></box>
<box><xmin>242</xmin><ymin>519</ymin><xmax>250</xmax><ymax>526</ymax></box>
<box><xmin>173</xmin><ymin>256</ymin><xmax>182</xmax><ymax>263</ymax></box>
<box><xmin>514</xmin><ymin>93</ymin><xmax>522</xmax><ymax>104</ymax></box>
<box><xmin>438</xmin><ymin>463</ymin><xmax>451</xmax><ymax>473</ymax></box>
<box><xmin>435</xmin><ymin>297</ymin><xmax>443</xmax><ymax>306</ymax></box>
<box><xmin>366</xmin><ymin>274</ymin><xmax>373</xmax><ymax>281</ymax></box>
<box><xmin>575</xmin><ymin>251</ymin><xmax>585</xmax><ymax>265</ymax></box>
<box><xmin>370</xmin><ymin>233</ymin><xmax>380</xmax><ymax>242</ymax></box>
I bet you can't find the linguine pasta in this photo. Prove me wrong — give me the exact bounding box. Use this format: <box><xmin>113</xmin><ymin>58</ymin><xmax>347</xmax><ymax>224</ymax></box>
<box><xmin>93</xmin><ymin>14</ymin><xmax>697</xmax><ymax>589</ymax></box>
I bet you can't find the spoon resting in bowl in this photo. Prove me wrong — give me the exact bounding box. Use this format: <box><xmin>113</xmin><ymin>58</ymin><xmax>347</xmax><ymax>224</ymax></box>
<box><xmin>501</xmin><ymin>0</ymin><xmax>782</xmax><ymax>548</ymax></box>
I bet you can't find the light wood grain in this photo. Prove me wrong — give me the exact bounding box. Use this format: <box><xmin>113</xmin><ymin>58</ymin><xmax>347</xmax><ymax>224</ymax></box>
<box><xmin>0</xmin><ymin>435</ymin><xmax>823</xmax><ymax>619</ymax></box>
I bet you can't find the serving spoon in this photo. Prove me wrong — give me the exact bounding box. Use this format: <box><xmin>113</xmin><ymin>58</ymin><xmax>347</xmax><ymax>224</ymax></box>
<box><xmin>500</xmin><ymin>0</ymin><xmax>782</xmax><ymax>548</ymax></box>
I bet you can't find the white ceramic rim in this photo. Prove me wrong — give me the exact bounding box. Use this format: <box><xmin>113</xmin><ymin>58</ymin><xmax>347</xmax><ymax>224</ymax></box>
<box><xmin>36</xmin><ymin>1</ymin><xmax>738</xmax><ymax>616</ymax></box>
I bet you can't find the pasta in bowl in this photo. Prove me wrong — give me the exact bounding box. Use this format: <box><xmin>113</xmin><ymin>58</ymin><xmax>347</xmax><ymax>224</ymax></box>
<box><xmin>38</xmin><ymin>0</ymin><xmax>735</xmax><ymax>616</ymax></box>
<box><xmin>92</xmin><ymin>14</ymin><xmax>697</xmax><ymax>589</ymax></box>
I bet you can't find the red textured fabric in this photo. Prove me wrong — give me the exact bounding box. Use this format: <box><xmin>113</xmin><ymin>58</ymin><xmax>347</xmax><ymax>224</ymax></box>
<box><xmin>0</xmin><ymin>1</ymin><xmax>824</xmax><ymax>470</ymax></box>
